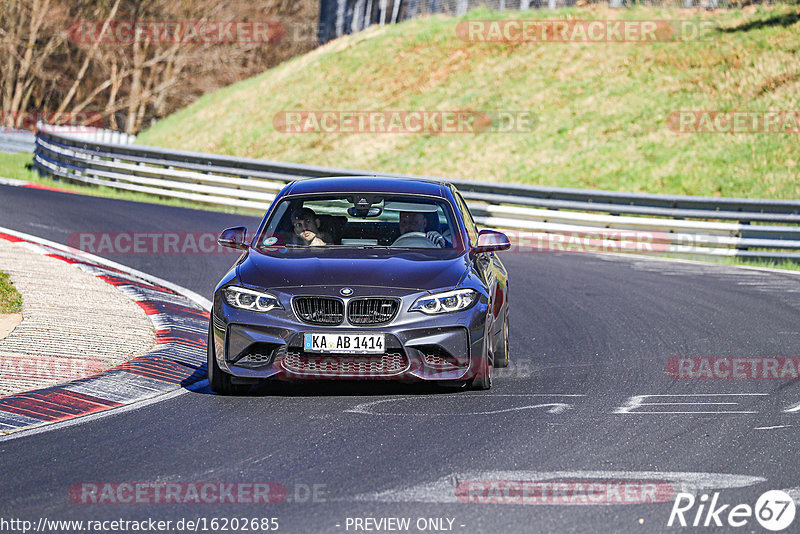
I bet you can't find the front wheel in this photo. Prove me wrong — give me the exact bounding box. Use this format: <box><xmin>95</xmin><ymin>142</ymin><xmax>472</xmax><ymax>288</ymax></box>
<box><xmin>470</xmin><ymin>339</ymin><xmax>493</xmax><ymax>391</ymax></box>
<box><xmin>494</xmin><ymin>308</ymin><xmax>510</xmax><ymax>368</ymax></box>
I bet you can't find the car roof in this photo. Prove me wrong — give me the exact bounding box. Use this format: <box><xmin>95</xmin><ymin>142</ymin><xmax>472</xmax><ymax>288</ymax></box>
<box><xmin>284</xmin><ymin>176</ymin><xmax>450</xmax><ymax>197</ymax></box>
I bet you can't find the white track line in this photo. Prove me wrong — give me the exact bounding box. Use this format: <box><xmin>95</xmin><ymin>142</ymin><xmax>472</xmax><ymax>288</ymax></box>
<box><xmin>0</xmin><ymin>379</ymin><xmax>209</xmax><ymax>442</ymax></box>
<box><xmin>0</xmin><ymin>225</ymin><xmax>211</xmax><ymax>311</ymax></box>
<box><xmin>0</xmin><ymin>225</ymin><xmax>212</xmax><ymax>442</ymax></box>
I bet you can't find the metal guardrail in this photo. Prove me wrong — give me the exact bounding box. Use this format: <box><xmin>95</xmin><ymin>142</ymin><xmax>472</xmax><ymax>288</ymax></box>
<box><xmin>0</xmin><ymin>129</ymin><xmax>36</xmax><ymax>154</ymax></box>
<box><xmin>1</xmin><ymin>125</ymin><xmax>135</xmax><ymax>154</ymax></box>
<box><xmin>36</xmin><ymin>123</ymin><xmax>136</xmax><ymax>145</ymax></box>
<box><xmin>32</xmin><ymin>128</ymin><xmax>800</xmax><ymax>262</ymax></box>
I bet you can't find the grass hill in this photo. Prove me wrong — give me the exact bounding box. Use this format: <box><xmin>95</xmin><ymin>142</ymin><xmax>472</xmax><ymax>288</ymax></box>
<box><xmin>138</xmin><ymin>4</ymin><xmax>800</xmax><ymax>199</ymax></box>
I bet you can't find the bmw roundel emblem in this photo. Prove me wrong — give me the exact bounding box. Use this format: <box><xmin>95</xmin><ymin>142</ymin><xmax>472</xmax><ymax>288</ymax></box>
<box><xmin>340</xmin><ymin>287</ymin><xmax>353</xmax><ymax>296</ymax></box>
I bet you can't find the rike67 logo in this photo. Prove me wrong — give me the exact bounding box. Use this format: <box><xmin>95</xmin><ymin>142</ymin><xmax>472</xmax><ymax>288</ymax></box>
<box><xmin>668</xmin><ymin>490</ymin><xmax>795</xmax><ymax>531</ymax></box>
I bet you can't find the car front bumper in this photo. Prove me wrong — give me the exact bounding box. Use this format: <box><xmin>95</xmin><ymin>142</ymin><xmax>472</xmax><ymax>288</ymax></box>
<box><xmin>211</xmin><ymin>285</ymin><xmax>489</xmax><ymax>383</ymax></box>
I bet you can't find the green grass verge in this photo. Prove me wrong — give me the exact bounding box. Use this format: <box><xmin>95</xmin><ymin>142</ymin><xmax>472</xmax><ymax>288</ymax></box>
<box><xmin>0</xmin><ymin>270</ymin><xmax>22</xmax><ymax>314</ymax></box>
<box><xmin>138</xmin><ymin>4</ymin><xmax>800</xmax><ymax>200</ymax></box>
<box><xmin>0</xmin><ymin>152</ymin><xmax>39</xmax><ymax>182</ymax></box>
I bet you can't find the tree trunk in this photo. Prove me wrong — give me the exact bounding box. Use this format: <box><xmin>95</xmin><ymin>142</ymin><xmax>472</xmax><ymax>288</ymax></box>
<box><xmin>379</xmin><ymin>0</ymin><xmax>388</xmax><ymax>25</ymax></box>
<box><xmin>365</xmin><ymin>0</ymin><xmax>373</xmax><ymax>26</ymax></box>
<box><xmin>125</xmin><ymin>37</ymin><xmax>144</xmax><ymax>134</ymax></box>
<box><xmin>105</xmin><ymin>60</ymin><xmax>120</xmax><ymax>130</ymax></box>
<box><xmin>352</xmin><ymin>0</ymin><xmax>365</xmax><ymax>32</ymax></box>
<box><xmin>336</xmin><ymin>0</ymin><xmax>347</xmax><ymax>37</ymax></box>
<box><xmin>391</xmin><ymin>0</ymin><xmax>401</xmax><ymax>24</ymax></box>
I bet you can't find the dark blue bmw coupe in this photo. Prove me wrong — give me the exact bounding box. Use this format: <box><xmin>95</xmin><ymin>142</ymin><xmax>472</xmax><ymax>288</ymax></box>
<box><xmin>208</xmin><ymin>176</ymin><xmax>511</xmax><ymax>393</ymax></box>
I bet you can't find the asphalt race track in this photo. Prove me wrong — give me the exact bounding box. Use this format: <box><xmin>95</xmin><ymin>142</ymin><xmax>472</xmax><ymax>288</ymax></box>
<box><xmin>1</xmin><ymin>183</ymin><xmax>799</xmax><ymax>533</ymax></box>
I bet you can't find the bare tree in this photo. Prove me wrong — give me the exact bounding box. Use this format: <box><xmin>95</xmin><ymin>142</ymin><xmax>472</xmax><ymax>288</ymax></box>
<box><xmin>1</xmin><ymin>0</ymin><xmax>70</xmax><ymax>127</ymax></box>
<box><xmin>0</xmin><ymin>0</ymin><xmax>319</xmax><ymax>132</ymax></box>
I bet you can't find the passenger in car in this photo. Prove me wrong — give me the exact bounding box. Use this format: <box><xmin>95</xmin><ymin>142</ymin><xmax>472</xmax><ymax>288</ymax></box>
<box><xmin>291</xmin><ymin>207</ymin><xmax>332</xmax><ymax>246</ymax></box>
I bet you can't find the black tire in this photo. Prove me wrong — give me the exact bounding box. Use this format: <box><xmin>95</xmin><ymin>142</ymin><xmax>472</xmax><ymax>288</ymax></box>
<box><xmin>470</xmin><ymin>334</ymin><xmax>493</xmax><ymax>391</ymax></box>
<box><xmin>494</xmin><ymin>308</ymin><xmax>510</xmax><ymax>368</ymax></box>
<box><xmin>207</xmin><ymin>321</ymin><xmax>245</xmax><ymax>395</ymax></box>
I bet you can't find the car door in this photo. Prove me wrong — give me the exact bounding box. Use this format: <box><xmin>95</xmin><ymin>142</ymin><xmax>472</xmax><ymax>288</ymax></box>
<box><xmin>452</xmin><ymin>188</ymin><xmax>509</xmax><ymax>334</ymax></box>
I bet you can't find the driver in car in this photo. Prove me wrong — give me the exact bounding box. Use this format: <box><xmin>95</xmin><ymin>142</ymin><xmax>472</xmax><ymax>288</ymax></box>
<box><xmin>397</xmin><ymin>211</ymin><xmax>446</xmax><ymax>248</ymax></box>
<box><xmin>291</xmin><ymin>207</ymin><xmax>330</xmax><ymax>246</ymax></box>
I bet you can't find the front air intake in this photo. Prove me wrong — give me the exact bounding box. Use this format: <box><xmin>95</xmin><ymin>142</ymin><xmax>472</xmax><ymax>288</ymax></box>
<box><xmin>293</xmin><ymin>297</ymin><xmax>344</xmax><ymax>325</ymax></box>
<box><xmin>347</xmin><ymin>298</ymin><xmax>399</xmax><ymax>325</ymax></box>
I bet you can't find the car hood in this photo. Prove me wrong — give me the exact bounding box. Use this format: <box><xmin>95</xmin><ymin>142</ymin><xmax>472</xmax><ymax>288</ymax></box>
<box><xmin>237</xmin><ymin>247</ymin><xmax>470</xmax><ymax>291</ymax></box>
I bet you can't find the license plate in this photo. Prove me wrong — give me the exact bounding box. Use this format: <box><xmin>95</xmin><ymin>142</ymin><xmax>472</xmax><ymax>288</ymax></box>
<box><xmin>303</xmin><ymin>333</ymin><xmax>385</xmax><ymax>354</ymax></box>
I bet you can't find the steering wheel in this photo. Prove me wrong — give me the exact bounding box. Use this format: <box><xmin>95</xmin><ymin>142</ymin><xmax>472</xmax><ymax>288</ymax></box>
<box><xmin>391</xmin><ymin>232</ymin><xmax>438</xmax><ymax>248</ymax></box>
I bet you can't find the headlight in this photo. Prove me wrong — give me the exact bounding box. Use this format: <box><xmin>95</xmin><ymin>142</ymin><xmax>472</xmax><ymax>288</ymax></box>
<box><xmin>410</xmin><ymin>289</ymin><xmax>478</xmax><ymax>314</ymax></box>
<box><xmin>223</xmin><ymin>286</ymin><xmax>283</xmax><ymax>312</ymax></box>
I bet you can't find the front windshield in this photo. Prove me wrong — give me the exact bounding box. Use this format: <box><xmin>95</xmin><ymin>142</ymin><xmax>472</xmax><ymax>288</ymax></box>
<box><xmin>255</xmin><ymin>194</ymin><xmax>463</xmax><ymax>251</ymax></box>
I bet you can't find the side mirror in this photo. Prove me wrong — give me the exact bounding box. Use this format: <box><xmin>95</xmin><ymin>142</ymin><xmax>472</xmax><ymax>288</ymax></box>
<box><xmin>218</xmin><ymin>226</ymin><xmax>248</xmax><ymax>249</ymax></box>
<box><xmin>472</xmin><ymin>229</ymin><xmax>511</xmax><ymax>254</ymax></box>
